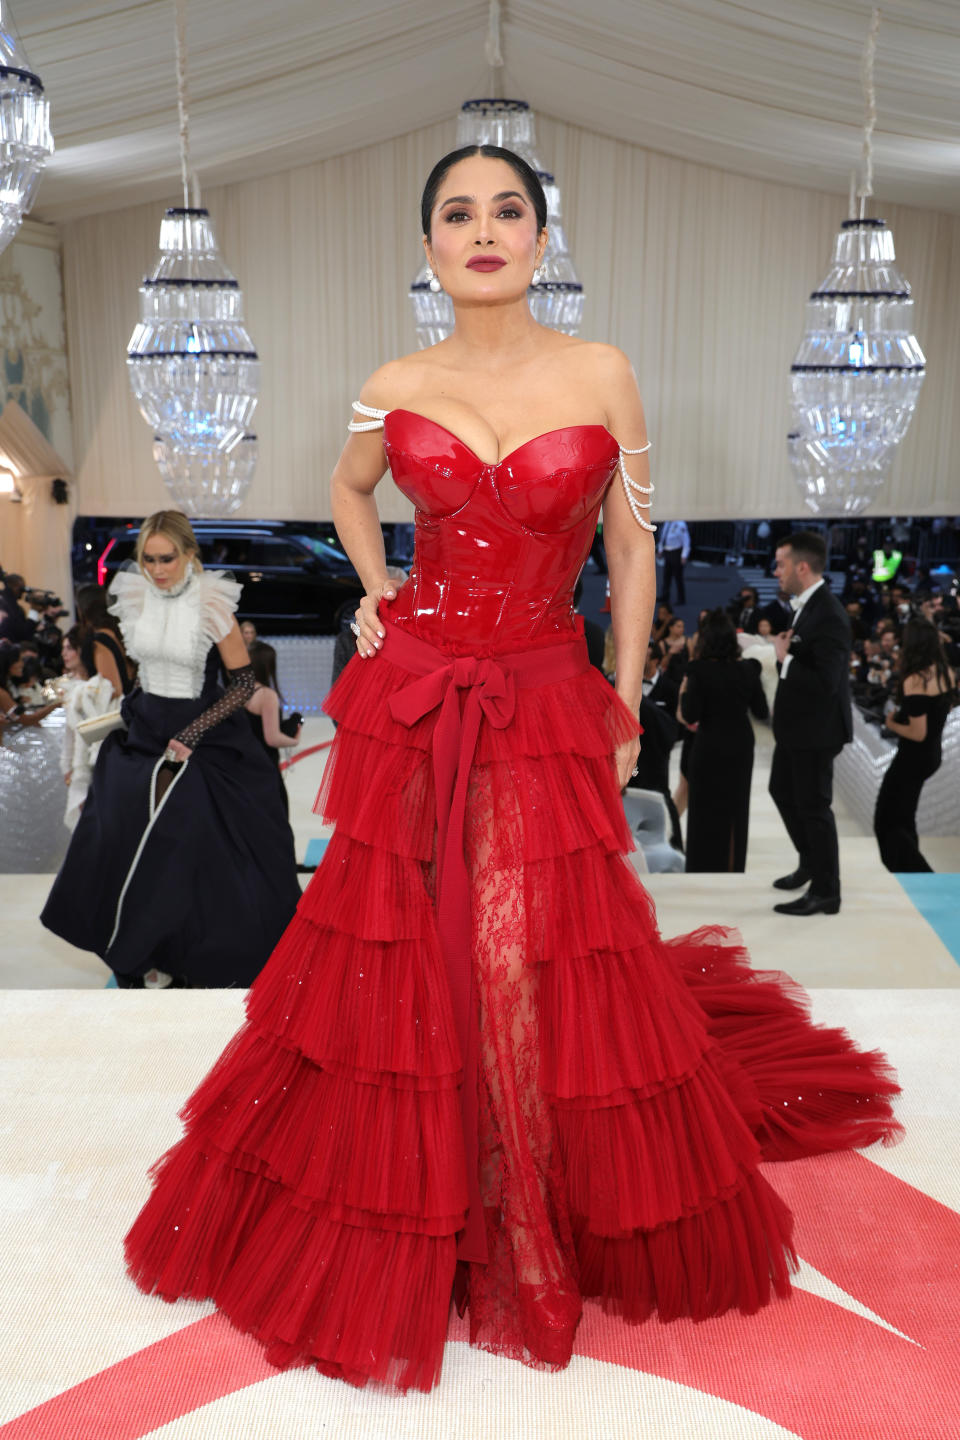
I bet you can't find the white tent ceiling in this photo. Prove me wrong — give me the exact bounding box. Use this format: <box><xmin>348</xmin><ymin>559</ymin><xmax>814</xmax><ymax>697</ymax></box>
<box><xmin>18</xmin><ymin>0</ymin><xmax>960</xmax><ymax>223</ymax></box>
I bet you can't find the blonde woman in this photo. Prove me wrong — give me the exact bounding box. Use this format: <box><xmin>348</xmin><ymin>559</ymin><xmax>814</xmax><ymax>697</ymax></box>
<box><xmin>42</xmin><ymin>510</ymin><xmax>300</xmax><ymax>988</ymax></box>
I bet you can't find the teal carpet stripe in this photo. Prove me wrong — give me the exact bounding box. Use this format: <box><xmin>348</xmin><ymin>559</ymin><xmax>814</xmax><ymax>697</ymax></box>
<box><xmin>896</xmin><ymin>873</ymin><xmax>960</xmax><ymax>965</ymax></box>
<box><xmin>304</xmin><ymin>837</ymin><xmax>329</xmax><ymax>867</ymax></box>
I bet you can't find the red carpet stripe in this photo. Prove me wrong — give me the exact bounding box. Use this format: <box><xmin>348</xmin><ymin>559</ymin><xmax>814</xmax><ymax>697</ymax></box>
<box><xmin>0</xmin><ymin>1315</ymin><xmax>273</xmax><ymax>1440</ymax></box>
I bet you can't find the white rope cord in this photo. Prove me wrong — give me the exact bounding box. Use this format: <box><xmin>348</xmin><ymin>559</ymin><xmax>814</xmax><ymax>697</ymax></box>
<box><xmin>485</xmin><ymin>0</ymin><xmax>504</xmax><ymax>98</ymax></box>
<box><xmin>857</xmin><ymin>7</ymin><xmax>881</xmax><ymax>213</ymax></box>
<box><xmin>347</xmin><ymin>400</ymin><xmax>388</xmax><ymax>431</ymax></box>
<box><xmin>173</xmin><ymin>0</ymin><xmax>199</xmax><ymax>208</ymax></box>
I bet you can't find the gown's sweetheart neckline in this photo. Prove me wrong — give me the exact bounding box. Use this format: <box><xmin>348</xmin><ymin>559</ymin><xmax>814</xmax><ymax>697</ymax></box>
<box><xmin>385</xmin><ymin>408</ymin><xmax>619</xmax><ymax>470</ymax></box>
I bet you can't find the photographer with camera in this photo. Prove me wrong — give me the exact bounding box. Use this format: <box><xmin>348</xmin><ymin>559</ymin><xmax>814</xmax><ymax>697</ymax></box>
<box><xmin>0</xmin><ymin>571</ymin><xmax>37</xmax><ymax>644</ymax></box>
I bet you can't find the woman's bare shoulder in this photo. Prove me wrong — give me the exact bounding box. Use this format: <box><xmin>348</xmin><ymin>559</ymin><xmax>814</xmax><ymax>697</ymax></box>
<box><xmin>356</xmin><ymin>350</ymin><xmax>450</xmax><ymax>411</ymax></box>
<box><xmin>558</xmin><ymin>339</ymin><xmax>635</xmax><ymax>376</ymax></box>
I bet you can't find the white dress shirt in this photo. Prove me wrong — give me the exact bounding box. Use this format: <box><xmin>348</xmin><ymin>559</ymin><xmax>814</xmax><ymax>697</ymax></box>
<box><xmin>780</xmin><ymin>578</ymin><xmax>824</xmax><ymax>678</ymax></box>
<box><xmin>657</xmin><ymin>520</ymin><xmax>690</xmax><ymax>561</ymax></box>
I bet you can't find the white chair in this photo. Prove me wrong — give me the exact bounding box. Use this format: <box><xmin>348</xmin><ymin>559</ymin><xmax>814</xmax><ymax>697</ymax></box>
<box><xmin>623</xmin><ymin>788</ymin><xmax>686</xmax><ymax>873</ymax></box>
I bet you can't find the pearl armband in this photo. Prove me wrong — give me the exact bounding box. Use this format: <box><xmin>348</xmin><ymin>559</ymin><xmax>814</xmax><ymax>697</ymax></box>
<box><xmin>618</xmin><ymin>442</ymin><xmax>656</xmax><ymax>532</ymax></box>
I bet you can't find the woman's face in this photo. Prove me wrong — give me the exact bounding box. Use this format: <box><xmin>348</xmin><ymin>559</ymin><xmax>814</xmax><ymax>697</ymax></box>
<box><xmin>141</xmin><ymin>532</ymin><xmax>190</xmax><ymax>589</ymax></box>
<box><xmin>668</xmin><ymin>618</ymin><xmax>685</xmax><ymax>639</ymax></box>
<box><xmin>240</xmin><ymin>622</ymin><xmax>257</xmax><ymax>646</ymax></box>
<box><xmin>757</xmin><ymin>618</ymin><xmax>772</xmax><ymax>637</ymax></box>
<box><xmin>9</xmin><ymin>658</ymin><xmax>23</xmax><ymax>680</ymax></box>
<box><xmin>423</xmin><ymin>155</ymin><xmax>545</xmax><ymax>303</ymax></box>
<box><xmin>62</xmin><ymin>637</ymin><xmax>81</xmax><ymax>673</ymax></box>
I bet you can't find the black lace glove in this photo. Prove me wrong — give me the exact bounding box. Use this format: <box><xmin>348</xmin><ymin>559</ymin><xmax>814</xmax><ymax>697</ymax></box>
<box><xmin>172</xmin><ymin>663</ymin><xmax>256</xmax><ymax>751</ymax></box>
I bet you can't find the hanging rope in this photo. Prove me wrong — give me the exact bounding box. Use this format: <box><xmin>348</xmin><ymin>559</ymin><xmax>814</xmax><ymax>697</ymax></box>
<box><xmin>856</xmin><ymin>7</ymin><xmax>881</xmax><ymax>214</ymax></box>
<box><xmin>172</xmin><ymin>0</ymin><xmax>199</xmax><ymax>208</ymax></box>
<box><xmin>485</xmin><ymin>0</ymin><xmax>504</xmax><ymax>98</ymax></box>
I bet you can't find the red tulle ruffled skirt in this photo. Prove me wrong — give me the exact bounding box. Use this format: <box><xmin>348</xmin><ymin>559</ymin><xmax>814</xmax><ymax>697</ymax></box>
<box><xmin>124</xmin><ymin>642</ymin><xmax>902</xmax><ymax>1392</ymax></box>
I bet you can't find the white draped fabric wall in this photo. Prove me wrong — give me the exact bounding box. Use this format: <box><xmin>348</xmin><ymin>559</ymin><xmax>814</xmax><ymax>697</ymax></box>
<box><xmin>62</xmin><ymin>115</ymin><xmax>960</xmax><ymax>523</ymax></box>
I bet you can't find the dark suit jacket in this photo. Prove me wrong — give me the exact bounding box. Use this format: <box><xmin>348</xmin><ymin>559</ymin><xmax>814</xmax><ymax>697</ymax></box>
<box><xmin>772</xmin><ymin>584</ymin><xmax>853</xmax><ymax>752</ymax></box>
<box><xmin>759</xmin><ymin>597</ymin><xmax>794</xmax><ymax>635</ymax></box>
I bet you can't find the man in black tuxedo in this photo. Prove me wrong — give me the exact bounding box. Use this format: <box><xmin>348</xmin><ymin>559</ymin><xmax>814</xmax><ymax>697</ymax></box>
<box><xmin>728</xmin><ymin>585</ymin><xmax>760</xmax><ymax>634</ymax></box>
<box><xmin>768</xmin><ymin>532</ymin><xmax>852</xmax><ymax>916</ymax></box>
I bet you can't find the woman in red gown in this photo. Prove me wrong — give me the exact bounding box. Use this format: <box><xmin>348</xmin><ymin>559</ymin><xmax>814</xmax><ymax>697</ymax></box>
<box><xmin>124</xmin><ymin>146</ymin><xmax>901</xmax><ymax>1391</ymax></box>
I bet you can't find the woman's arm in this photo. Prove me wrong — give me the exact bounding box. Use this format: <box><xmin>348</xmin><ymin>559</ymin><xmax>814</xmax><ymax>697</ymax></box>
<box><xmin>679</xmin><ymin>670</ymin><xmax>702</xmax><ymax>726</ymax></box>
<box><xmin>257</xmin><ymin>686</ymin><xmax>299</xmax><ymax>748</ymax></box>
<box><xmin>885</xmin><ymin>673</ymin><xmax>928</xmax><ymax>742</ymax></box>
<box><xmin>331</xmin><ymin>368</ymin><xmax>407</xmax><ymax>659</ymax></box>
<box><xmin>165</xmin><ymin>619</ymin><xmax>255</xmax><ymax>759</ymax></box>
<box><xmin>601</xmin><ymin>348</ymin><xmax>656</xmax><ymax>718</ymax></box>
<box><xmin>0</xmin><ymin>685</ymin><xmax>59</xmax><ymax>725</ymax></box>
<box><xmin>747</xmin><ymin>659</ymin><xmax>770</xmax><ymax>720</ymax></box>
<box><xmin>93</xmin><ymin>640</ymin><xmax>123</xmax><ymax>698</ymax></box>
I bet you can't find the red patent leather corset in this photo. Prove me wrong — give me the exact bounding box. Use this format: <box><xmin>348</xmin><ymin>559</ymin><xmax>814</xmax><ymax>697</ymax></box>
<box><xmin>382</xmin><ymin>410</ymin><xmax>619</xmax><ymax>655</ymax></box>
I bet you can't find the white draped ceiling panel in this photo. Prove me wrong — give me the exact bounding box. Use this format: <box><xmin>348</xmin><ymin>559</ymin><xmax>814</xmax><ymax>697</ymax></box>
<box><xmin>22</xmin><ymin>1</ymin><xmax>960</xmax><ymax>221</ymax></box>
<box><xmin>61</xmin><ymin>113</ymin><xmax>960</xmax><ymax>522</ymax></box>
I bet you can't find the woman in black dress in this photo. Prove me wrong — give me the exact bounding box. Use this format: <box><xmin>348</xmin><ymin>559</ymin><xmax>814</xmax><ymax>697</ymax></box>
<box><xmin>76</xmin><ymin>585</ymin><xmax>136</xmax><ymax>699</ymax></box>
<box><xmin>245</xmin><ymin>641</ymin><xmax>302</xmax><ymax>818</ymax></box>
<box><xmin>680</xmin><ymin>608</ymin><xmax>769</xmax><ymax>871</ymax></box>
<box><xmin>874</xmin><ymin>617</ymin><xmax>956</xmax><ymax>872</ymax></box>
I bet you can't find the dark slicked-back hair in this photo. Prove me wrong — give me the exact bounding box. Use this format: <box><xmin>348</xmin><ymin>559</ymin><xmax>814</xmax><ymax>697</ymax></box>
<box><xmin>782</xmin><ymin>530</ymin><xmax>827</xmax><ymax>574</ymax></box>
<box><xmin>420</xmin><ymin>145</ymin><xmax>547</xmax><ymax>239</ymax></box>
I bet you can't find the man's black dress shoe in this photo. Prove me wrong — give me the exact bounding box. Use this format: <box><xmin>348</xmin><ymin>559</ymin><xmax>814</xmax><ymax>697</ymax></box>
<box><xmin>773</xmin><ymin>891</ymin><xmax>841</xmax><ymax>917</ymax></box>
<box><xmin>772</xmin><ymin>868</ymin><xmax>812</xmax><ymax>890</ymax></box>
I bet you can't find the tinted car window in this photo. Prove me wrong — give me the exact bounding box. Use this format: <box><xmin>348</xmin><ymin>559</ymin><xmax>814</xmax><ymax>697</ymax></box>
<box><xmin>238</xmin><ymin>538</ymin><xmax>307</xmax><ymax>567</ymax></box>
<box><xmin>296</xmin><ymin>535</ymin><xmax>349</xmax><ymax>564</ymax></box>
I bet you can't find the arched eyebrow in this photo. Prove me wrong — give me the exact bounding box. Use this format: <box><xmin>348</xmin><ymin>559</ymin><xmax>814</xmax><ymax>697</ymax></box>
<box><xmin>438</xmin><ymin>190</ymin><xmax>528</xmax><ymax>209</ymax></box>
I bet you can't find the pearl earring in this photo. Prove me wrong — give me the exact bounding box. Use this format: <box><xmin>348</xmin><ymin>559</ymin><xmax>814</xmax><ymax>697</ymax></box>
<box><xmin>427</xmin><ymin>268</ymin><xmax>442</xmax><ymax>293</ymax></box>
<box><xmin>531</xmin><ymin>265</ymin><xmax>543</xmax><ymax>285</ymax></box>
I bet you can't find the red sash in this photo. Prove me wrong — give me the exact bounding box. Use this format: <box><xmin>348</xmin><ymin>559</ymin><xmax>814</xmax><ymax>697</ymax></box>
<box><xmin>384</xmin><ymin>620</ymin><xmax>590</xmax><ymax>1262</ymax></box>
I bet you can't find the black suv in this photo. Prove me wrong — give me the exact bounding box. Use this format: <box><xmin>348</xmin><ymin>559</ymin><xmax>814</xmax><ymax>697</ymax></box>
<box><xmin>95</xmin><ymin>520</ymin><xmax>409</xmax><ymax>634</ymax></box>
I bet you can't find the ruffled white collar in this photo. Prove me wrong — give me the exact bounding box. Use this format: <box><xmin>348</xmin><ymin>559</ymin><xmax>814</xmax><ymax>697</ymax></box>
<box><xmin>148</xmin><ymin>568</ymin><xmax>196</xmax><ymax>600</ymax></box>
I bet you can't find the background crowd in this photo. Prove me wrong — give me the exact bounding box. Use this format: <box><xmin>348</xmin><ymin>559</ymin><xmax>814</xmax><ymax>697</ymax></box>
<box><xmin>601</xmin><ymin>528</ymin><xmax>959</xmax><ymax>877</ymax></box>
<box><xmin>3</xmin><ymin>519</ymin><xmax>958</xmax><ymax>881</ymax></box>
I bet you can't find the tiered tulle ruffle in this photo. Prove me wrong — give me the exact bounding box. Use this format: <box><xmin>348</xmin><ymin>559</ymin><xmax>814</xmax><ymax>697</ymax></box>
<box><xmin>124</xmin><ymin>640</ymin><xmax>902</xmax><ymax>1393</ymax></box>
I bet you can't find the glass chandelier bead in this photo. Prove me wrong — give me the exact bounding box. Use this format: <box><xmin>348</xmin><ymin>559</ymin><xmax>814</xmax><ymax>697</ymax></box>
<box><xmin>788</xmin><ymin>217</ymin><xmax>925</xmax><ymax>515</ymax></box>
<box><xmin>127</xmin><ymin>207</ymin><xmax>260</xmax><ymax>455</ymax></box>
<box><xmin>409</xmin><ymin>98</ymin><xmax>583</xmax><ymax>345</ymax></box>
<box><xmin>0</xmin><ymin>7</ymin><xmax>54</xmax><ymax>258</ymax></box>
<box><xmin>153</xmin><ymin>432</ymin><xmax>258</xmax><ymax>518</ymax></box>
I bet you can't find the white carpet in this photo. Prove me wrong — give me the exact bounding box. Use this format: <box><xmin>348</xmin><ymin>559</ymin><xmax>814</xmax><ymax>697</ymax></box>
<box><xmin>1</xmin><ymin>989</ymin><xmax>958</xmax><ymax>1440</ymax></box>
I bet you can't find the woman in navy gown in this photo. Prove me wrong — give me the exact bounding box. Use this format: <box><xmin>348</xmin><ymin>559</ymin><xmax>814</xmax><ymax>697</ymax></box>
<box><xmin>124</xmin><ymin>147</ymin><xmax>901</xmax><ymax>1388</ymax></box>
<box><xmin>42</xmin><ymin>511</ymin><xmax>300</xmax><ymax>988</ymax></box>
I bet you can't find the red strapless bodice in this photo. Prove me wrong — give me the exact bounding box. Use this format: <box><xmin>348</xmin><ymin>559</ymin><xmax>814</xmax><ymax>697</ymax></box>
<box><xmin>382</xmin><ymin>410</ymin><xmax>619</xmax><ymax>654</ymax></box>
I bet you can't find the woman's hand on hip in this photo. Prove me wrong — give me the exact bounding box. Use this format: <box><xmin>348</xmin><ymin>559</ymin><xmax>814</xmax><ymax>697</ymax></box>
<box><xmin>353</xmin><ymin>580</ymin><xmax>397</xmax><ymax>658</ymax></box>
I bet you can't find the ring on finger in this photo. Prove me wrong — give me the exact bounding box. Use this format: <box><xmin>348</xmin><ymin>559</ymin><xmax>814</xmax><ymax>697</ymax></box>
<box><xmin>349</xmin><ymin>621</ymin><xmax>361</xmax><ymax>637</ymax></box>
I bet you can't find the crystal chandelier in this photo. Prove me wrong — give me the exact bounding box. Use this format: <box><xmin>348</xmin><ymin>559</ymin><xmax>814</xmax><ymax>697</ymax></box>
<box><xmin>126</xmin><ymin>0</ymin><xmax>260</xmax><ymax>517</ymax></box>
<box><xmin>153</xmin><ymin>431</ymin><xmax>258</xmax><ymax>518</ymax></box>
<box><xmin>787</xmin><ymin>10</ymin><xmax>925</xmax><ymax>516</ymax></box>
<box><xmin>0</xmin><ymin>3</ymin><xmax>54</xmax><ymax>258</ymax></box>
<box><xmin>409</xmin><ymin>5</ymin><xmax>584</xmax><ymax>346</ymax></box>
<box><xmin>127</xmin><ymin>206</ymin><xmax>260</xmax><ymax>456</ymax></box>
